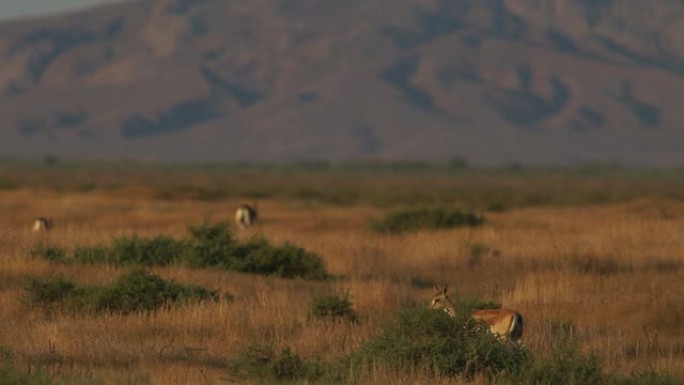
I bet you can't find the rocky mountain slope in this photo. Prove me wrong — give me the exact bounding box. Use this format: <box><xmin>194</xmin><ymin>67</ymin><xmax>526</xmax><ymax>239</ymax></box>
<box><xmin>1</xmin><ymin>0</ymin><xmax>684</xmax><ymax>165</ymax></box>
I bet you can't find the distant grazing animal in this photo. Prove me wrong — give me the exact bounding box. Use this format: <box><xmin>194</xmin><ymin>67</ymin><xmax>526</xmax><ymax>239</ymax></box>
<box><xmin>429</xmin><ymin>285</ymin><xmax>523</xmax><ymax>343</ymax></box>
<box><xmin>32</xmin><ymin>217</ymin><xmax>53</xmax><ymax>232</ymax></box>
<box><xmin>235</xmin><ymin>204</ymin><xmax>258</xmax><ymax>227</ymax></box>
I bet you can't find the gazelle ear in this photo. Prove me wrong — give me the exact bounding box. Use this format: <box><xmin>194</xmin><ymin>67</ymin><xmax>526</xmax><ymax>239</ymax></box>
<box><xmin>433</xmin><ymin>285</ymin><xmax>441</xmax><ymax>294</ymax></box>
<box><xmin>442</xmin><ymin>285</ymin><xmax>448</xmax><ymax>295</ymax></box>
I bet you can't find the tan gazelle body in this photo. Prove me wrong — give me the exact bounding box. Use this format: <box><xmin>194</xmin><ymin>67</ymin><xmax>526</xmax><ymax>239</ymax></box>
<box><xmin>235</xmin><ymin>204</ymin><xmax>258</xmax><ymax>228</ymax></box>
<box><xmin>32</xmin><ymin>217</ymin><xmax>53</xmax><ymax>232</ymax></box>
<box><xmin>430</xmin><ymin>285</ymin><xmax>523</xmax><ymax>343</ymax></box>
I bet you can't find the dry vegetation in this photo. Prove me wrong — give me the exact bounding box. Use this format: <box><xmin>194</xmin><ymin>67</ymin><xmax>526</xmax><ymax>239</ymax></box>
<box><xmin>0</xmin><ymin>162</ymin><xmax>683</xmax><ymax>384</ymax></box>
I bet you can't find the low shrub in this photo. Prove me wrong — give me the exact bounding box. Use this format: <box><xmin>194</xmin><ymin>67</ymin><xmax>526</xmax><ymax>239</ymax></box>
<box><xmin>350</xmin><ymin>307</ymin><xmax>530</xmax><ymax>379</ymax></box>
<box><xmin>29</xmin><ymin>245</ymin><xmax>66</xmax><ymax>262</ymax></box>
<box><xmin>502</xmin><ymin>344</ymin><xmax>603</xmax><ymax>385</ymax></box>
<box><xmin>34</xmin><ymin>222</ymin><xmax>329</xmax><ymax>280</ymax></box>
<box><xmin>220</xmin><ymin>308</ymin><xmax>679</xmax><ymax>385</ymax></box>
<box><xmin>371</xmin><ymin>207</ymin><xmax>484</xmax><ymax>234</ymax></box>
<box><xmin>72</xmin><ymin>236</ymin><xmax>185</xmax><ymax>266</ymax></box>
<box><xmin>107</xmin><ymin>236</ymin><xmax>186</xmax><ymax>266</ymax></box>
<box><xmin>24</xmin><ymin>270</ymin><xmax>219</xmax><ymax>314</ymax></box>
<box><xmin>77</xmin><ymin>269</ymin><xmax>218</xmax><ymax>314</ymax></box>
<box><xmin>23</xmin><ymin>275</ymin><xmax>76</xmax><ymax>312</ymax></box>
<box><xmin>72</xmin><ymin>245</ymin><xmax>109</xmax><ymax>264</ymax></box>
<box><xmin>229</xmin><ymin>240</ymin><xmax>328</xmax><ymax>280</ymax></box>
<box><xmin>227</xmin><ymin>344</ymin><xmax>325</xmax><ymax>383</ymax></box>
<box><xmin>0</xmin><ymin>363</ymin><xmax>53</xmax><ymax>385</ymax></box>
<box><xmin>184</xmin><ymin>224</ymin><xmax>328</xmax><ymax>279</ymax></box>
<box><xmin>184</xmin><ymin>222</ymin><xmax>236</xmax><ymax>267</ymax></box>
<box><xmin>497</xmin><ymin>330</ymin><xmax>680</xmax><ymax>385</ymax></box>
<box><xmin>308</xmin><ymin>292</ymin><xmax>358</xmax><ymax>323</ymax></box>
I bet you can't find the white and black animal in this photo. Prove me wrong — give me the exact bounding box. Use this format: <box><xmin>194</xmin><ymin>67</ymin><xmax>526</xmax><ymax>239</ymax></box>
<box><xmin>32</xmin><ymin>217</ymin><xmax>53</xmax><ymax>232</ymax></box>
<box><xmin>235</xmin><ymin>204</ymin><xmax>258</xmax><ymax>228</ymax></box>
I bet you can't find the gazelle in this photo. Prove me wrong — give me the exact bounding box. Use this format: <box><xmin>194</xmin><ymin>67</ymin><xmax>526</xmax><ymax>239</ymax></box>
<box><xmin>235</xmin><ymin>204</ymin><xmax>258</xmax><ymax>228</ymax></box>
<box><xmin>32</xmin><ymin>217</ymin><xmax>53</xmax><ymax>232</ymax></box>
<box><xmin>430</xmin><ymin>285</ymin><xmax>523</xmax><ymax>343</ymax></box>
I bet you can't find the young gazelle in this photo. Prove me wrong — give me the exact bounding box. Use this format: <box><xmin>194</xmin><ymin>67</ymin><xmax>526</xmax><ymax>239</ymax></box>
<box><xmin>235</xmin><ymin>204</ymin><xmax>258</xmax><ymax>228</ymax></box>
<box><xmin>430</xmin><ymin>285</ymin><xmax>523</xmax><ymax>343</ymax></box>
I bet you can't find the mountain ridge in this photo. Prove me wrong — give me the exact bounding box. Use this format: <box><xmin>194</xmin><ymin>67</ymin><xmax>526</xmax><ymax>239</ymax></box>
<box><xmin>1</xmin><ymin>0</ymin><xmax>684</xmax><ymax>165</ymax></box>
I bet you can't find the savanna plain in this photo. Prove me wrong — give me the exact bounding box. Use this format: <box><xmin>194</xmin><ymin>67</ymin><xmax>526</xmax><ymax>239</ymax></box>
<box><xmin>1</xmin><ymin>162</ymin><xmax>684</xmax><ymax>384</ymax></box>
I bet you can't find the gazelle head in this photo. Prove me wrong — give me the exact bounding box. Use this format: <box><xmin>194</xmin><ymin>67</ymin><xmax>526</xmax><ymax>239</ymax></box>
<box><xmin>430</xmin><ymin>285</ymin><xmax>456</xmax><ymax>316</ymax></box>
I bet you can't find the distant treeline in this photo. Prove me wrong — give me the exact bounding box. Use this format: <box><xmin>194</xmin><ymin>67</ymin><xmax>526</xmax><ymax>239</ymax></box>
<box><xmin>1</xmin><ymin>158</ymin><xmax>684</xmax><ymax>209</ymax></box>
<box><xmin>2</xmin><ymin>155</ymin><xmax>680</xmax><ymax>175</ymax></box>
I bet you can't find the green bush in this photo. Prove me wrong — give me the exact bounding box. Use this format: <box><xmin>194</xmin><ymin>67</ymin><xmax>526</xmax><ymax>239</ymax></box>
<box><xmin>23</xmin><ymin>276</ymin><xmax>76</xmax><ymax>312</ymax></box>
<box><xmin>104</xmin><ymin>236</ymin><xmax>186</xmax><ymax>266</ymax></box>
<box><xmin>308</xmin><ymin>292</ymin><xmax>358</xmax><ymax>323</ymax></box>
<box><xmin>496</xmin><ymin>334</ymin><xmax>680</xmax><ymax>385</ymax></box>
<box><xmin>33</xmin><ymin>223</ymin><xmax>329</xmax><ymax>280</ymax></box>
<box><xmin>229</xmin><ymin>240</ymin><xmax>328</xmax><ymax>279</ymax></box>
<box><xmin>0</xmin><ymin>363</ymin><xmax>53</xmax><ymax>385</ymax></box>
<box><xmin>71</xmin><ymin>236</ymin><xmax>186</xmax><ymax>266</ymax></box>
<box><xmin>227</xmin><ymin>344</ymin><xmax>325</xmax><ymax>383</ymax></box>
<box><xmin>72</xmin><ymin>245</ymin><xmax>109</xmax><ymax>264</ymax></box>
<box><xmin>371</xmin><ymin>207</ymin><xmax>484</xmax><ymax>234</ymax></box>
<box><xmin>24</xmin><ymin>270</ymin><xmax>219</xmax><ymax>315</ymax></box>
<box><xmin>216</xmin><ymin>236</ymin><xmax>269</xmax><ymax>270</ymax></box>
<box><xmin>29</xmin><ymin>245</ymin><xmax>66</xmax><ymax>262</ymax></box>
<box><xmin>350</xmin><ymin>307</ymin><xmax>530</xmax><ymax>379</ymax></box>
<box><xmin>502</xmin><ymin>345</ymin><xmax>603</xmax><ymax>385</ymax></box>
<box><xmin>77</xmin><ymin>269</ymin><xmax>218</xmax><ymax>314</ymax></box>
<box><xmin>185</xmin><ymin>224</ymin><xmax>328</xmax><ymax>279</ymax></box>
<box><xmin>184</xmin><ymin>222</ymin><xmax>236</xmax><ymax>267</ymax></box>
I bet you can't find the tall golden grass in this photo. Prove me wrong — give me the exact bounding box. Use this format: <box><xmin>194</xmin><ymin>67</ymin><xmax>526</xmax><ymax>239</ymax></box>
<box><xmin>0</xmin><ymin>167</ymin><xmax>683</xmax><ymax>383</ymax></box>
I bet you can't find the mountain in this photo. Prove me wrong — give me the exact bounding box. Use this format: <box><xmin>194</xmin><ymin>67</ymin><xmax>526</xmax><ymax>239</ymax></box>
<box><xmin>1</xmin><ymin>0</ymin><xmax>684</xmax><ymax>166</ymax></box>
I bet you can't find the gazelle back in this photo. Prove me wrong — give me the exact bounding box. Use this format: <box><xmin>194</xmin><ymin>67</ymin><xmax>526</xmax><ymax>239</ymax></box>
<box><xmin>430</xmin><ymin>285</ymin><xmax>523</xmax><ymax>343</ymax></box>
<box><xmin>32</xmin><ymin>217</ymin><xmax>53</xmax><ymax>232</ymax></box>
<box><xmin>235</xmin><ymin>204</ymin><xmax>258</xmax><ymax>227</ymax></box>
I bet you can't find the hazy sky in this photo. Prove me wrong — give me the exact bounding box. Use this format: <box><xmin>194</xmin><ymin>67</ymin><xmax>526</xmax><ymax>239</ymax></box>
<box><xmin>0</xmin><ymin>0</ymin><xmax>118</xmax><ymax>21</ymax></box>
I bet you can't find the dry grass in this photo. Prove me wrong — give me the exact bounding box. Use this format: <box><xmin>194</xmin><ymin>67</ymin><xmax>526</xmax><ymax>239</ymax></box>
<box><xmin>1</xmin><ymin>171</ymin><xmax>684</xmax><ymax>383</ymax></box>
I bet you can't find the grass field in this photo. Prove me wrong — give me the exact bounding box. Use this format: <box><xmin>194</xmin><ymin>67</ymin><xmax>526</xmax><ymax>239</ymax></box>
<box><xmin>0</xmin><ymin>162</ymin><xmax>683</xmax><ymax>384</ymax></box>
